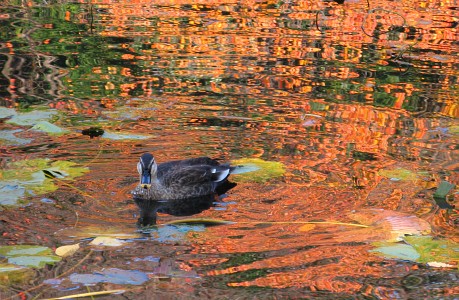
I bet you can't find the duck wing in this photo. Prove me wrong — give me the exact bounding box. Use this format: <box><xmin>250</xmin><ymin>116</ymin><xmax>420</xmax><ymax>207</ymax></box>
<box><xmin>157</xmin><ymin>157</ymin><xmax>219</xmax><ymax>177</ymax></box>
<box><xmin>159</xmin><ymin>164</ymin><xmax>231</xmax><ymax>188</ymax></box>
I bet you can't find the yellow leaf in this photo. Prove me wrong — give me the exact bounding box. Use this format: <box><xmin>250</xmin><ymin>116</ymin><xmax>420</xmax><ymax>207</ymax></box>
<box><xmin>90</xmin><ymin>237</ymin><xmax>125</xmax><ymax>247</ymax></box>
<box><xmin>55</xmin><ymin>243</ymin><xmax>80</xmax><ymax>257</ymax></box>
<box><xmin>298</xmin><ymin>224</ymin><xmax>316</xmax><ymax>232</ymax></box>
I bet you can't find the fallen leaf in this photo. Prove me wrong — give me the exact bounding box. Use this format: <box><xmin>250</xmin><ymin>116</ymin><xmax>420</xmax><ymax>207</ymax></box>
<box><xmin>90</xmin><ymin>236</ymin><xmax>125</xmax><ymax>247</ymax></box>
<box><xmin>298</xmin><ymin>224</ymin><xmax>316</xmax><ymax>232</ymax></box>
<box><xmin>231</xmin><ymin>158</ymin><xmax>285</xmax><ymax>183</ymax></box>
<box><xmin>69</xmin><ymin>268</ymin><xmax>148</xmax><ymax>285</ymax></box>
<box><xmin>55</xmin><ymin>244</ymin><xmax>80</xmax><ymax>257</ymax></box>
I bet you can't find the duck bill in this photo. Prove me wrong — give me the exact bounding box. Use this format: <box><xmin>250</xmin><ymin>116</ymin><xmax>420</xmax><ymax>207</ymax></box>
<box><xmin>141</xmin><ymin>173</ymin><xmax>152</xmax><ymax>189</ymax></box>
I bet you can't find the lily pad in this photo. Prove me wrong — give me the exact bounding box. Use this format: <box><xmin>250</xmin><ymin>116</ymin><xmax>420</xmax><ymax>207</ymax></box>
<box><xmin>0</xmin><ymin>107</ymin><xmax>17</xmax><ymax>119</ymax></box>
<box><xmin>0</xmin><ymin>245</ymin><xmax>61</xmax><ymax>268</ymax></box>
<box><xmin>102</xmin><ymin>131</ymin><xmax>152</xmax><ymax>140</ymax></box>
<box><xmin>6</xmin><ymin>110</ymin><xmax>58</xmax><ymax>126</ymax></box>
<box><xmin>370</xmin><ymin>242</ymin><xmax>420</xmax><ymax>261</ymax></box>
<box><xmin>404</xmin><ymin>236</ymin><xmax>459</xmax><ymax>266</ymax></box>
<box><xmin>0</xmin><ymin>129</ymin><xmax>32</xmax><ymax>145</ymax></box>
<box><xmin>69</xmin><ymin>268</ymin><xmax>149</xmax><ymax>285</ymax></box>
<box><xmin>231</xmin><ymin>158</ymin><xmax>285</xmax><ymax>183</ymax></box>
<box><xmin>378</xmin><ymin>168</ymin><xmax>418</xmax><ymax>181</ymax></box>
<box><xmin>0</xmin><ymin>263</ymin><xmax>35</xmax><ymax>285</ymax></box>
<box><xmin>31</xmin><ymin>121</ymin><xmax>68</xmax><ymax>135</ymax></box>
<box><xmin>0</xmin><ymin>158</ymin><xmax>89</xmax><ymax>206</ymax></box>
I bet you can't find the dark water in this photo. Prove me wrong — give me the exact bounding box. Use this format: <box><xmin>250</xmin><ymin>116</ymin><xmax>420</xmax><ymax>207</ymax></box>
<box><xmin>0</xmin><ymin>0</ymin><xmax>458</xmax><ymax>299</ymax></box>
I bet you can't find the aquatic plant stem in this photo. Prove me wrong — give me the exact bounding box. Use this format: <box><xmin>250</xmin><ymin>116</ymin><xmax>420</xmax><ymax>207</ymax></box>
<box><xmin>163</xmin><ymin>218</ymin><xmax>370</xmax><ymax>228</ymax></box>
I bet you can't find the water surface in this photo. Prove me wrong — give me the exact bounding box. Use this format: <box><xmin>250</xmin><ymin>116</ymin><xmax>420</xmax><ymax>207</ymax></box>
<box><xmin>0</xmin><ymin>0</ymin><xmax>458</xmax><ymax>299</ymax></box>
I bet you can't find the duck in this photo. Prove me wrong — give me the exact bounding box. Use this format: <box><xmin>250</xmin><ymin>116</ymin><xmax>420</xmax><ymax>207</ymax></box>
<box><xmin>131</xmin><ymin>153</ymin><xmax>235</xmax><ymax>202</ymax></box>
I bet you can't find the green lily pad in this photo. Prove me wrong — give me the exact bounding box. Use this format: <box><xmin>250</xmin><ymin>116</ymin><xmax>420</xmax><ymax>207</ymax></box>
<box><xmin>404</xmin><ymin>236</ymin><xmax>459</xmax><ymax>266</ymax></box>
<box><xmin>102</xmin><ymin>131</ymin><xmax>152</xmax><ymax>140</ymax></box>
<box><xmin>0</xmin><ymin>129</ymin><xmax>32</xmax><ymax>145</ymax></box>
<box><xmin>378</xmin><ymin>168</ymin><xmax>418</xmax><ymax>181</ymax></box>
<box><xmin>31</xmin><ymin>121</ymin><xmax>68</xmax><ymax>135</ymax></box>
<box><xmin>370</xmin><ymin>242</ymin><xmax>420</xmax><ymax>261</ymax></box>
<box><xmin>448</xmin><ymin>125</ymin><xmax>459</xmax><ymax>135</ymax></box>
<box><xmin>231</xmin><ymin>158</ymin><xmax>285</xmax><ymax>183</ymax></box>
<box><xmin>0</xmin><ymin>158</ymin><xmax>89</xmax><ymax>205</ymax></box>
<box><xmin>0</xmin><ymin>245</ymin><xmax>61</xmax><ymax>268</ymax></box>
<box><xmin>433</xmin><ymin>181</ymin><xmax>455</xmax><ymax>198</ymax></box>
<box><xmin>0</xmin><ymin>263</ymin><xmax>35</xmax><ymax>285</ymax></box>
<box><xmin>6</xmin><ymin>110</ymin><xmax>58</xmax><ymax>126</ymax></box>
<box><xmin>0</xmin><ymin>107</ymin><xmax>17</xmax><ymax>119</ymax></box>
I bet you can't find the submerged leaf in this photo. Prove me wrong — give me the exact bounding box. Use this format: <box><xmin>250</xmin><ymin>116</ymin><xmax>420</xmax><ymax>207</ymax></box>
<box><xmin>69</xmin><ymin>268</ymin><xmax>149</xmax><ymax>285</ymax></box>
<box><xmin>231</xmin><ymin>158</ymin><xmax>285</xmax><ymax>183</ymax></box>
<box><xmin>0</xmin><ymin>245</ymin><xmax>61</xmax><ymax>268</ymax></box>
<box><xmin>348</xmin><ymin>209</ymin><xmax>431</xmax><ymax>242</ymax></box>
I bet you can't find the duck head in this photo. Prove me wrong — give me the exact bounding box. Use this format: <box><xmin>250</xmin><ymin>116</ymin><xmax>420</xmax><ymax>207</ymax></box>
<box><xmin>137</xmin><ymin>153</ymin><xmax>157</xmax><ymax>189</ymax></box>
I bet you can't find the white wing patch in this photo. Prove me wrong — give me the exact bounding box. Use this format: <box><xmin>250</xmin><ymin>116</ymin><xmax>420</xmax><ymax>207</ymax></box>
<box><xmin>212</xmin><ymin>168</ymin><xmax>230</xmax><ymax>182</ymax></box>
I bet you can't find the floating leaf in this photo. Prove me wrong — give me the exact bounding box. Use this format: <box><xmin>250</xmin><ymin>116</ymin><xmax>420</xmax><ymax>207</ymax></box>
<box><xmin>0</xmin><ymin>158</ymin><xmax>89</xmax><ymax>206</ymax></box>
<box><xmin>404</xmin><ymin>236</ymin><xmax>459</xmax><ymax>266</ymax></box>
<box><xmin>378</xmin><ymin>168</ymin><xmax>418</xmax><ymax>181</ymax></box>
<box><xmin>90</xmin><ymin>237</ymin><xmax>126</xmax><ymax>247</ymax></box>
<box><xmin>55</xmin><ymin>244</ymin><xmax>80</xmax><ymax>257</ymax></box>
<box><xmin>427</xmin><ymin>262</ymin><xmax>455</xmax><ymax>268</ymax></box>
<box><xmin>55</xmin><ymin>225</ymin><xmax>140</xmax><ymax>240</ymax></box>
<box><xmin>298</xmin><ymin>224</ymin><xmax>316</xmax><ymax>232</ymax></box>
<box><xmin>433</xmin><ymin>181</ymin><xmax>455</xmax><ymax>198</ymax></box>
<box><xmin>0</xmin><ymin>245</ymin><xmax>61</xmax><ymax>268</ymax></box>
<box><xmin>231</xmin><ymin>158</ymin><xmax>285</xmax><ymax>183</ymax></box>
<box><xmin>69</xmin><ymin>268</ymin><xmax>149</xmax><ymax>285</ymax></box>
<box><xmin>448</xmin><ymin>125</ymin><xmax>459</xmax><ymax>135</ymax></box>
<box><xmin>0</xmin><ymin>263</ymin><xmax>35</xmax><ymax>285</ymax></box>
<box><xmin>102</xmin><ymin>131</ymin><xmax>152</xmax><ymax>140</ymax></box>
<box><xmin>347</xmin><ymin>209</ymin><xmax>431</xmax><ymax>242</ymax></box>
<box><xmin>6</xmin><ymin>110</ymin><xmax>57</xmax><ymax>126</ymax></box>
<box><xmin>31</xmin><ymin>121</ymin><xmax>68</xmax><ymax>135</ymax></box>
<box><xmin>370</xmin><ymin>242</ymin><xmax>420</xmax><ymax>261</ymax></box>
<box><xmin>0</xmin><ymin>129</ymin><xmax>32</xmax><ymax>145</ymax></box>
<box><xmin>0</xmin><ymin>107</ymin><xmax>17</xmax><ymax>119</ymax></box>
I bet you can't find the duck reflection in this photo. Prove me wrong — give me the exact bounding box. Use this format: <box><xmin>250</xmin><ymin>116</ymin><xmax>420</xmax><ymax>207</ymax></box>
<box><xmin>133</xmin><ymin>180</ymin><xmax>236</xmax><ymax>226</ymax></box>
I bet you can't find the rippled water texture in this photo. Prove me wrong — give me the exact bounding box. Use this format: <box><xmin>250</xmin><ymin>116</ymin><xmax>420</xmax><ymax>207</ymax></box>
<box><xmin>0</xmin><ymin>0</ymin><xmax>458</xmax><ymax>299</ymax></box>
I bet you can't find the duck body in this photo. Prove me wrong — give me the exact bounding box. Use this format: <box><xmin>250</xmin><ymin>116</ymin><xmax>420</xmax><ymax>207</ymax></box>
<box><xmin>132</xmin><ymin>153</ymin><xmax>234</xmax><ymax>201</ymax></box>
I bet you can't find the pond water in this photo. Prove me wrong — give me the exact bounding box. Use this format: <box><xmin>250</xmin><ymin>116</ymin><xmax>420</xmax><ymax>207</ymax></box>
<box><xmin>0</xmin><ymin>0</ymin><xmax>458</xmax><ymax>299</ymax></box>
